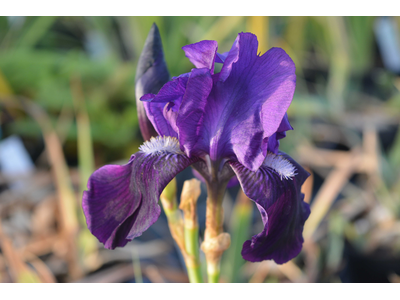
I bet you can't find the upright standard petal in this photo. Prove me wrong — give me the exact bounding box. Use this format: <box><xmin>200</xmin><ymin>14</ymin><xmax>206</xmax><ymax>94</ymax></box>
<box><xmin>182</xmin><ymin>40</ymin><xmax>218</xmax><ymax>73</ymax></box>
<box><xmin>83</xmin><ymin>137</ymin><xmax>198</xmax><ymax>249</ymax></box>
<box><xmin>176</xmin><ymin>67</ymin><xmax>214</xmax><ymax>158</ymax></box>
<box><xmin>178</xmin><ymin>33</ymin><xmax>296</xmax><ymax>171</ymax></box>
<box><xmin>135</xmin><ymin>23</ymin><xmax>170</xmax><ymax>140</ymax></box>
<box><xmin>230</xmin><ymin>152</ymin><xmax>310</xmax><ymax>264</ymax></box>
<box><xmin>143</xmin><ymin>101</ymin><xmax>178</xmax><ymax>138</ymax></box>
<box><xmin>217</xmin><ymin>35</ymin><xmax>240</xmax><ymax>82</ymax></box>
<box><xmin>142</xmin><ymin>76</ymin><xmax>190</xmax><ymax>138</ymax></box>
<box><xmin>264</xmin><ymin>113</ymin><xmax>293</xmax><ymax>155</ymax></box>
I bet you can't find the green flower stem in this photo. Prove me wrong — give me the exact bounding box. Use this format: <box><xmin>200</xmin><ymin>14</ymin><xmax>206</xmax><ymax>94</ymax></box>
<box><xmin>161</xmin><ymin>178</ymin><xmax>203</xmax><ymax>283</ymax></box>
<box><xmin>179</xmin><ymin>179</ymin><xmax>203</xmax><ymax>283</ymax></box>
<box><xmin>184</xmin><ymin>227</ymin><xmax>203</xmax><ymax>283</ymax></box>
<box><xmin>202</xmin><ymin>181</ymin><xmax>231</xmax><ymax>283</ymax></box>
<box><xmin>222</xmin><ymin>190</ymin><xmax>253</xmax><ymax>283</ymax></box>
<box><xmin>208</xmin><ymin>271</ymin><xmax>220</xmax><ymax>284</ymax></box>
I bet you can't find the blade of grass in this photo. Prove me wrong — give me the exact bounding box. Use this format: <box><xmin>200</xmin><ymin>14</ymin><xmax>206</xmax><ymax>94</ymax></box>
<box><xmin>131</xmin><ymin>248</ymin><xmax>143</xmax><ymax>283</ymax></box>
<box><xmin>70</xmin><ymin>76</ymin><xmax>101</xmax><ymax>272</ymax></box>
<box><xmin>222</xmin><ymin>189</ymin><xmax>253</xmax><ymax>283</ymax></box>
<box><xmin>16</xmin><ymin>16</ymin><xmax>57</xmax><ymax>49</ymax></box>
<box><xmin>70</xmin><ymin>76</ymin><xmax>95</xmax><ymax>195</ymax></box>
<box><xmin>326</xmin><ymin>16</ymin><xmax>350</xmax><ymax>115</ymax></box>
<box><xmin>0</xmin><ymin>69</ymin><xmax>13</xmax><ymax>96</ymax></box>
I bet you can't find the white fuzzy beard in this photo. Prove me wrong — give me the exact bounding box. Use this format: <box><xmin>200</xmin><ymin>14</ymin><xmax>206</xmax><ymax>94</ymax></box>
<box><xmin>263</xmin><ymin>152</ymin><xmax>297</xmax><ymax>180</ymax></box>
<box><xmin>139</xmin><ymin>136</ymin><xmax>184</xmax><ymax>155</ymax></box>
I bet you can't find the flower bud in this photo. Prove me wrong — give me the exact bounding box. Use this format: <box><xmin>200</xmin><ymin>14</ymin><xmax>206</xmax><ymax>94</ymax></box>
<box><xmin>135</xmin><ymin>23</ymin><xmax>170</xmax><ymax>140</ymax></box>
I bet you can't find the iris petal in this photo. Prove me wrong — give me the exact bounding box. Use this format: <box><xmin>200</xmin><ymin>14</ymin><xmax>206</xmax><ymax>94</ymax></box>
<box><xmin>141</xmin><ymin>76</ymin><xmax>190</xmax><ymax>137</ymax></box>
<box><xmin>176</xmin><ymin>68</ymin><xmax>214</xmax><ymax>158</ymax></box>
<box><xmin>215</xmin><ymin>52</ymin><xmax>229</xmax><ymax>64</ymax></box>
<box><xmin>230</xmin><ymin>152</ymin><xmax>310</xmax><ymax>264</ymax></box>
<box><xmin>144</xmin><ymin>33</ymin><xmax>295</xmax><ymax>171</ymax></box>
<box><xmin>265</xmin><ymin>113</ymin><xmax>293</xmax><ymax>155</ymax></box>
<box><xmin>182</xmin><ymin>40</ymin><xmax>218</xmax><ymax>73</ymax></box>
<box><xmin>143</xmin><ymin>101</ymin><xmax>178</xmax><ymax>138</ymax></box>
<box><xmin>143</xmin><ymin>76</ymin><xmax>188</xmax><ymax>106</ymax></box>
<box><xmin>82</xmin><ymin>144</ymin><xmax>198</xmax><ymax>249</ymax></box>
<box><xmin>202</xmin><ymin>33</ymin><xmax>296</xmax><ymax>171</ymax></box>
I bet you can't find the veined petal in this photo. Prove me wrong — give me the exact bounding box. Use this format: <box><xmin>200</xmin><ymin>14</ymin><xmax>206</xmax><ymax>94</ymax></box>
<box><xmin>182</xmin><ymin>40</ymin><xmax>218</xmax><ymax>73</ymax></box>
<box><xmin>223</xmin><ymin>36</ymin><xmax>295</xmax><ymax>171</ymax></box>
<box><xmin>143</xmin><ymin>76</ymin><xmax>188</xmax><ymax>106</ymax></box>
<box><xmin>230</xmin><ymin>152</ymin><xmax>310</xmax><ymax>264</ymax></box>
<box><xmin>141</xmin><ymin>76</ymin><xmax>190</xmax><ymax>138</ymax></box>
<box><xmin>176</xmin><ymin>67</ymin><xmax>213</xmax><ymax>158</ymax></box>
<box><xmin>82</xmin><ymin>136</ymin><xmax>198</xmax><ymax>249</ymax></box>
<box><xmin>218</xmin><ymin>35</ymin><xmax>241</xmax><ymax>82</ymax></box>
<box><xmin>177</xmin><ymin>33</ymin><xmax>296</xmax><ymax>171</ymax></box>
<box><xmin>143</xmin><ymin>101</ymin><xmax>178</xmax><ymax>138</ymax></box>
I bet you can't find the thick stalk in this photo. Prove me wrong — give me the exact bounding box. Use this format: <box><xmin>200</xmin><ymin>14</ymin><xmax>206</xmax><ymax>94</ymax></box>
<box><xmin>184</xmin><ymin>227</ymin><xmax>202</xmax><ymax>283</ymax></box>
<box><xmin>161</xmin><ymin>179</ymin><xmax>203</xmax><ymax>283</ymax></box>
<box><xmin>202</xmin><ymin>181</ymin><xmax>231</xmax><ymax>283</ymax></box>
<box><xmin>180</xmin><ymin>179</ymin><xmax>203</xmax><ymax>283</ymax></box>
<box><xmin>163</xmin><ymin>202</ymin><xmax>202</xmax><ymax>282</ymax></box>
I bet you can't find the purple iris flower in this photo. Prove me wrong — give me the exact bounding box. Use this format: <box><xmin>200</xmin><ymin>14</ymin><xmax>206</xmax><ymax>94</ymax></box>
<box><xmin>83</xmin><ymin>32</ymin><xmax>310</xmax><ymax>264</ymax></box>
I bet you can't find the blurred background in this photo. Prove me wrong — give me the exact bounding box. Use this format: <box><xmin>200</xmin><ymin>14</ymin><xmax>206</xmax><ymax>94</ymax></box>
<box><xmin>0</xmin><ymin>16</ymin><xmax>400</xmax><ymax>283</ymax></box>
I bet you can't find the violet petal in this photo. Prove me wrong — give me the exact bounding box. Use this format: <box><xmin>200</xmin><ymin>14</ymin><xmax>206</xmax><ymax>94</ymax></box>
<box><xmin>141</xmin><ymin>76</ymin><xmax>190</xmax><ymax>138</ymax></box>
<box><xmin>176</xmin><ymin>67</ymin><xmax>213</xmax><ymax>158</ymax></box>
<box><xmin>230</xmin><ymin>152</ymin><xmax>310</xmax><ymax>264</ymax></box>
<box><xmin>265</xmin><ymin>113</ymin><xmax>293</xmax><ymax>154</ymax></box>
<box><xmin>215</xmin><ymin>51</ymin><xmax>229</xmax><ymax>63</ymax></box>
<box><xmin>182</xmin><ymin>40</ymin><xmax>218</xmax><ymax>73</ymax></box>
<box><xmin>83</xmin><ymin>149</ymin><xmax>197</xmax><ymax>249</ymax></box>
<box><xmin>143</xmin><ymin>101</ymin><xmax>178</xmax><ymax>138</ymax></box>
<box><xmin>179</xmin><ymin>33</ymin><xmax>296</xmax><ymax>171</ymax></box>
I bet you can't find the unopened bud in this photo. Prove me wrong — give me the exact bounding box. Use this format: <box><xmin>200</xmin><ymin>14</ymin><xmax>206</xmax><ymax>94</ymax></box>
<box><xmin>135</xmin><ymin>23</ymin><xmax>170</xmax><ymax>141</ymax></box>
<box><xmin>179</xmin><ymin>178</ymin><xmax>201</xmax><ymax>229</ymax></box>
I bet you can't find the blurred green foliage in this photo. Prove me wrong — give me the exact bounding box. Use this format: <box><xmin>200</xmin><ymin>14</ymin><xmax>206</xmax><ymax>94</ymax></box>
<box><xmin>1</xmin><ymin>16</ymin><xmax>396</xmax><ymax>164</ymax></box>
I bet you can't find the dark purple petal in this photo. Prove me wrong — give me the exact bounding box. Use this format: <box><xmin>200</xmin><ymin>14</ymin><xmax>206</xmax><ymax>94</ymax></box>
<box><xmin>176</xmin><ymin>67</ymin><xmax>213</xmax><ymax>158</ymax></box>
<box><xmin>179</xmin><ymin>33</ymin><xmax>296</xmax><ymax>171</ymax></box>
<box><xmin>135</xmin><ymin>23</ymin><xmax>170</xmax><ymax>140</ymax></box>
<box><xmin>218</xmin><ymin>35</ymin><xmax>241</xmax><ymax>82</ymax></box>
<box><xmin>83</xmin><ymin>149</ymin><xmax>197</xmax><ymax>249</ymax></box>
<box><xmin>182</xmin><ymin>40</ymin><xmax>218</xmax><ymax>73</ymax></box>
<box><xmin>227</xmin><ymin>175</ymin><xmax>239</xmax><ymax>188</ymax></box>
<box><xmin>265</xmin><ymin>113</ymin><xmax>293</xmax><ymax>154</ymax></box>
<box><xmin>141</xmin><ymin>93</ymin><xmax>155</xmax><ymax>101</ymax></box>
<box><xmin>172</xmin><ymin>72</ymin><xmax>191</xmax><ymax>80</ymax></box>
<box><xmin>143</xmin><ymin>76</ymin><xmax>189</xmax><ymax>108</ymax></box>
<box><xmin>141</xmin><ymin>76</ymin><xmax>190</xmax><ymax>137</ymax></box>
<box><xmin>143</xmin><ymin>101</ymin><xmax>178</xmax><ymax>138</ymax></box>
<box><xmin>230</xmin><ymin>152</ymin><xmax>310</xmax><ymax>264</ymax></box>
